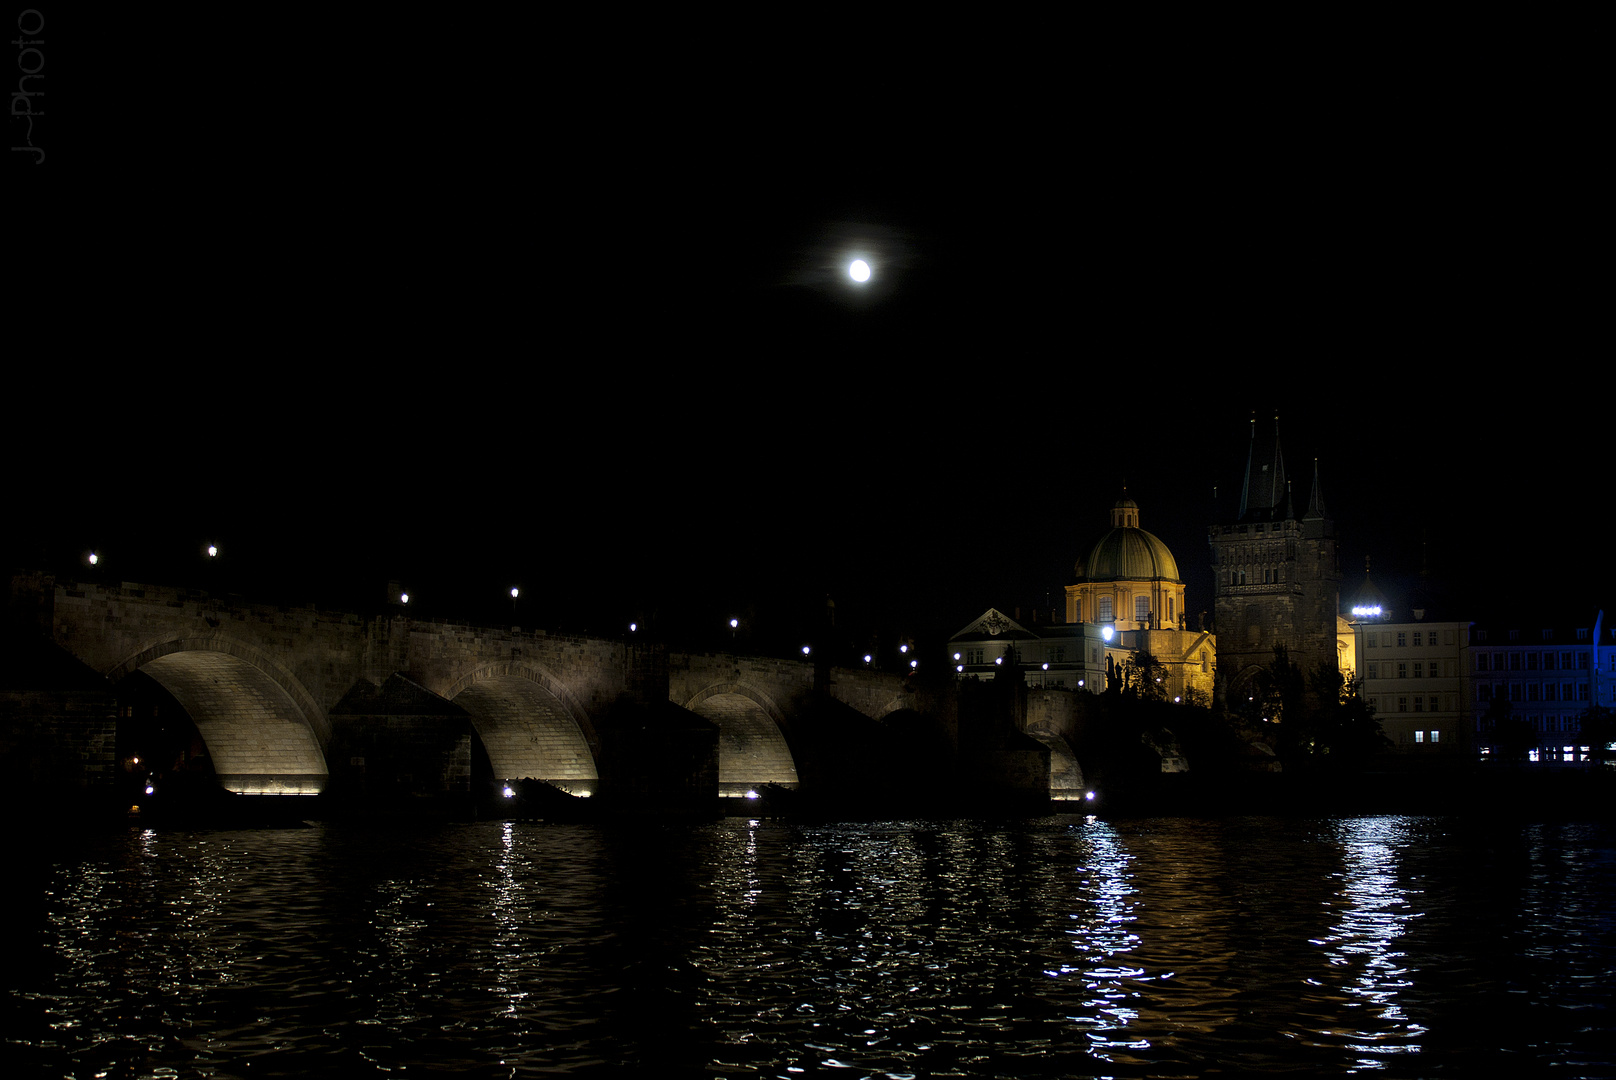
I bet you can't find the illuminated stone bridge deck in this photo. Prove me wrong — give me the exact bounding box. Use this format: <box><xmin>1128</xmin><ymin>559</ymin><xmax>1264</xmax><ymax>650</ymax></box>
<box><xmin>5</xmin><ymin>574</ymin><xmax>1074</xmax><ymax>809</ymax></box>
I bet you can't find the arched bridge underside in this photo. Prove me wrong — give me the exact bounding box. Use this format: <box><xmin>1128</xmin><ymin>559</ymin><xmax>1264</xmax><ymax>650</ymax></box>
<box><xmin>446</xmin><ymin>668</ymin><xmax>599</xmax><ymax>796</ymax></box>
<box><xmin>683</xmin><ymin>683</ymin><xmax>799</xmax><ymax>796</ymax></box>
<box><xmin>120</xmin><ymin>642</ymin><xmax>329</xmax><ymax>795</ymax></box>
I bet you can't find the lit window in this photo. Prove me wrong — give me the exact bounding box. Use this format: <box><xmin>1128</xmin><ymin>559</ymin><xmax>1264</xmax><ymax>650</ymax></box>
<box><xmin>1099</xmin><ymin>597</ymin><xmax>1113</xmax><ymax>622</ymax></box>
<box><xmin>1431</xmin><ymin>730</ymin><xmax>1440</xmax><ymax>743</ymax></box>
<box><xmin>1415</xmin><ymin>730</ymin><xmax>1425</xmax><ymax>743</ymax></box>
<box><xmin>1135</xmin><ymin>596</ymin><xmax>1149</xmax><ymax>623</ymax></box>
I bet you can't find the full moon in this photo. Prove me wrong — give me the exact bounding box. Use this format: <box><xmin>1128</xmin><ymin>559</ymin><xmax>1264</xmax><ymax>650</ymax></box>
<box><xmin>848</xmin><ymin>259</ymin><xmax>871</xmax><ymax>283</ymax></box>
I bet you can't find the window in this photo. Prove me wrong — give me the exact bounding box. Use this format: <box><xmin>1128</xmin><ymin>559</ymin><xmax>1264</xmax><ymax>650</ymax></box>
<box><xmin>1397</xmin><ymin>632</ymin><xmax>1407</xmax><ymax>647</ymax></box>
<box><xmin>1368</xmin><ymin>662</ymin><xmax>1379</xmax><ymax>679</ymax></box>
<box><xmin>1098</xmin><ymin>597</ymin><xmax>1113</xmax><ymax>622</ymax></box>
<box><xmin>1528</xmin><ymin>684</ymin><xmax>1539</xmax><ymax>702</ymax></box>
<box><xmin>1414</xmin><ymin>696</ymin><xmax>1425</xmax><ymax>712</ymax></box>
<box><xmin>1477</xmin><ymin>684</ymin><xmax>1491</xmax><ymax>701</ymax></box>
<box><xmin>1398</xmin><ymin>697</ymin><xmax>1408</xmax><ymax>712</ymax></box>
<box><xmin>1527</xmin><ymin>653</ymin><xmax>1539</xmax><ymax>671</ymax></box>
<box><xmin>1510</xmin><ymin>653</ymin><xmax>1522</xmax><ymax>671</ymax></box>
<box><xmin>1414</xmin><ymin>662</ymin><xmax>1424</xmax><ymax>678</ymax></box>
<box><xmin>1562</xmin><ymin>652</ymin><xmax>1572</xmax><ymax>670</ymax></box>
<box><xmin>1135</xmin><ymin>596</ymin><xmax>1149</xmax><ymax>623</ymax></box>
<box><xmin>1431</xmin><ymin>730</ymin><xmax>1440</xmax><ymax>743</ymax></box>
<box><xmin>1367</xmin><ymin>634</ymin><xmax>1377</xmax><ymax>648</ymax></box>
<box><xmin>1476</xmin><ymin>653</ymin><xmax>1488</xmax><ymax>672</ymax></box>
<box><xmin>1415</xmin><ymin>730</ymin><xmax>1425</xmax><ymax>743</ymax></box>
<box><xmin>1398</xmin><ymin>663</ymin><xmax>1408</xmax><ymax>679</ymax></box>
<box><xmin>1413</xmin><ymin>632</ymin><xmax>1423</xmax><ymax>646</ymax></box>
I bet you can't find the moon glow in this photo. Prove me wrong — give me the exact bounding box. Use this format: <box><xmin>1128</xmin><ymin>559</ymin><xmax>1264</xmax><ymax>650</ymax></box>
<box><xmin>848</xmin><ymin>259</ymin><xmax>871</xmax><ymax>283</ymax></box>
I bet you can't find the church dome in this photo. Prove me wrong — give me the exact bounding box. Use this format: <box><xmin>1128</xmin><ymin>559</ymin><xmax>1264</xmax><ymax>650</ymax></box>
<box><xmin>1075</xmin><ymin>496</ymin><xmax>1181</xmax><ymax>583</ymax></box>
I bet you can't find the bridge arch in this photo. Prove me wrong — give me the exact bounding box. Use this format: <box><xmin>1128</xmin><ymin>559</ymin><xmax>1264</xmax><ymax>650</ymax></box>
<box><xmin>442</xmin><ymin>662</ymin><xmax>599</xmax><ymax>795</ymax></box>
<box><xmin>683</xmin><ymin>681</ymin><xmax>799</xmax><ymax>795</ymax></box>
<box><xmin>109</xmin><ymin>636</ymin><xmax>329</xmax><ymax>795</ymax></box>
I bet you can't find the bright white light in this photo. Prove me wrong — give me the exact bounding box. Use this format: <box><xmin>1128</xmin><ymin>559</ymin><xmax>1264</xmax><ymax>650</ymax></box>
<box><xmin>1085</xmin><ymin>790</ymin><xmax>1096</xmax><ymax>801</ymax></box>
<box><xmin>863</xmin><ymin>654</ymin><xmax>873</xmax><ymax>663</ymax></box>
<box><xmin>730</xmin><ymin>618</ymin><xmax>739</xmax><ymax>629</ymax></box>
<box><xmin>900</xmin><ymin>644</ymin><xmax>909</xmax><ymax>654</ymax></box>
<box><xmin>207</xmin><ymin>544</ymin><xmax>218</xmax><ymax>557</ymax></box>
<box><xmin>502</xmin><ymin>785</ymin><xmax>515</xmax><ymax>798</ymax></box>
<box><xmin>145</xmin><ymin>785</ymin><xmax>155</xmax><ymax>796</ymax></box>
<box><xmin>400</xmin><ymin>592</ymin><xmax>409</xmax><ymax>604</ymax></box>
<box><xmin>995</xmin><ymin>657</ymin><xmax>1003</xmax><ymax>665</ymax></box>
<box><xmin>849</xmin><ymin>258</ymin><xmax>871</xmax><ymax>283</ymax></box>
<box><xmin>1352</xmin><ymin>605</ymin><xmax>1383</xmax><ymax>617</ymax></box>
<box><xmin>1042</xmin><ymin>663</ymin><xmax>1050</xmax><ymax>670</ymax></box>
<box><xmin>956</xmin><ymin>665</ymin><xmax>964</xmax><ymax>672</ymax></box>
<box><xmin>511</xmin><ymin>587</ymin><xmax>519</xmax><ymax>599</ymax></box>
<box><xmin>1102</xmin><ymin>625</ymin><xmax>1114</xmax><ymax>641</ymax></box>
<box><xmin>802</xmin><ymin>646</ymin><xmax>811</xmax><ymax>656</ymax></box>
<box><xmin>629</xmin><ymin>622</ymin><xmax>637</xmax><ymax>632</ymax></box>
<box><xmin>909</xmin><ymin>659</ymin><xmax>918</xmax><ymax>669</ymax></box>
<box><xmin>745</xmin><ymin>790</ymin><xmax>760</xmax><ymax>800</ymax></box>
<box><xmin>87</xmin><ymin>552</ymin><xmax>98</xmax><ymax>565</ymax></box>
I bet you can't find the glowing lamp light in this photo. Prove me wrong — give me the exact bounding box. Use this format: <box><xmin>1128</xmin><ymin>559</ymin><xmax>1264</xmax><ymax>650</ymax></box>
<box><xmin>849</xmin><ymin>258</ymin><xmax>871</xmax><ymax>283</ymax></box>
<box><xmin>744</xmin><ymin>790</ymin><xmax>760</xmax><ymax>800</ymax></box>
<box><xmin>730</xmin><ymin>618</ymin><xmax>739</xmax><ymax>629</ymax></box>
<box><xmin>145</xmin><ymin>785</ymin><xmax>155</xmax><ymax>796</ymax></box>
<box><xmin>910</xmin><ymin>659</ymin><xmax>918</xmax><ymax>669</ymax></box>
<box><xmin>87</xmin><ymin>552</ymin><xmax>99</xmax><ymax>565</ymax></box>
<box><xmin>900</xmin><ymin>644</ymin><xmax>909</xmax><ymax>654</ymax></box>
<box><xmin>956</xmin><ymin>665</ymin><xmax>964</xmax><ymax>673</ymax></box>
<box><xmin>1042</xmin><ymin>663</ymin><xmax>1050</xmax><ymax>670</ymax></box>
<box><xmin>502</xmin><ymin>785</ymin><xmax>515</xmax><ymax>798</ymax></box>
<box><xmin>629</xmin><ymin>622</ymin><xmax>638</xmax><ymax>632</ymax></box>
<box><xmin>994</xmin><ymin>656</ymin><xmax>1003</xmax><ymax>665</ymax></box>
<box><xmin>206</xmin><ymin>544</ymin><xmax>218</xmax><ymax>557</ymax></box>
<box><xmin>399</xmin><ymin>593</ymin><xmax>409</xmax><ymax>604</ymax></box>
<box><xmin>511</xmin><ymin>587</ymin><xmax>519</xmax><ymax>599</ymax></box>
<box><xmin>1085</xmin><ymin>790</ymin><xmax>1096</xmax><ymax>802</ymax></box>
<box><xmin>863</xmin><ymin>654</ymin><xmax>873</xmax><ymax>664</ymax></box>
<box><xmin>802</xmin><ymin>645</ymin><xmax>811</xmax><ymax>656</ymax></box>
<box><xmin>1352</xmin><ymin>605</ymin><xmax>1383</xmax><ymax>617</ymax></box>
<box><xmin>1102</xmin><ymin>625</ymin><xmax>1114</xmax><ymax>642</ymax></box>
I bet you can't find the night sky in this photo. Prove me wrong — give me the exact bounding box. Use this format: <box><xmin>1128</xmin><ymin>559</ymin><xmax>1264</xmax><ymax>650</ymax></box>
<box><xmin>9</xmin><ymin>20</ymin><xmax>1606</xmax><ymax>654</ymax></box>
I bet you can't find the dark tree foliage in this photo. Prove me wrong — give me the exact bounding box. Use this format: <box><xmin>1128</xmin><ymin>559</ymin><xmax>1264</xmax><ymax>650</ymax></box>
<box><xmin>1576</xmin><ymin>705</ymin><xmax>1615</xmax><ymax>768</ymax></box>
<box><xmin>1120</xmin><ymin>651</ymin><xmax>1169</xmax><ymax>703</ymax></box>
<box><xmin>1481</xmin><ymin>694</ymin><xmax>1536</xmax><ymax>764</ymax></box>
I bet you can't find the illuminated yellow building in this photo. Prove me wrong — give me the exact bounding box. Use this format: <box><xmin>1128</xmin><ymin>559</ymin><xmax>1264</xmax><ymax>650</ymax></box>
<box><xmin>1065</xmin><ymin>494</ymin><xmax>1216</xmax><ymax>704</ymax></box>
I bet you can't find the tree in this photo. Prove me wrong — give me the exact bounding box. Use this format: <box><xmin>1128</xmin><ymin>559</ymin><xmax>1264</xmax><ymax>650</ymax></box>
<box><xmin>1576</xmin><ymin>705</ymin><xmax>1616</xmax><ymax>768</ymax></box>
<box><xmin>1481</xmin><ymin>693</ymin><xmax>1536</xmax><ymax>764</ymax></box>
<box><xmin>1121</xmin><ymin>651</ymin><xmax>1169</xmax><ymax>702</ymax></box>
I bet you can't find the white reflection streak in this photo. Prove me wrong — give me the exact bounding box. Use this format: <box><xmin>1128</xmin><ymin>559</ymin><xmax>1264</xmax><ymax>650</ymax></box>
<box><xmin>487</xmin><ymin>820</ymin><xmax>526</xmax><ymax>1016</ymax></box>
<box><xmin>1317</xmin><ymin>818</ymin><xmax>1426</xmax><ymax>1061</ymax></box>
<box><xmin>1056</xmin><ymin>822</ymin><xmax>1145</xmax><ymax>1057</ymax></box>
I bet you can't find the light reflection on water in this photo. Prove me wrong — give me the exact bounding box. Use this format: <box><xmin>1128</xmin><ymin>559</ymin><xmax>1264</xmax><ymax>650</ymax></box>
<box><xmin>11</xmin><ymin>814</ymin><xmax>1616</xmax><ymax>1078</ymax></box>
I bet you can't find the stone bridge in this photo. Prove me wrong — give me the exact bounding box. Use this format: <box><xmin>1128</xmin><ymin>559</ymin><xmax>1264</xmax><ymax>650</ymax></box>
<box><xmin>6</xmin><ymin>573</ymin><xmax>1037</xmax><ymax>809</ymax></box>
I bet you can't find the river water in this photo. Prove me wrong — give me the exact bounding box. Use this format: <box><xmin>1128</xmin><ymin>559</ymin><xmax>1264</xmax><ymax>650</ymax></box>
<box><xmin>10</xmin><ymin>813</ymin><xmax>1616</xmax><ymax>1078</ymax></box>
